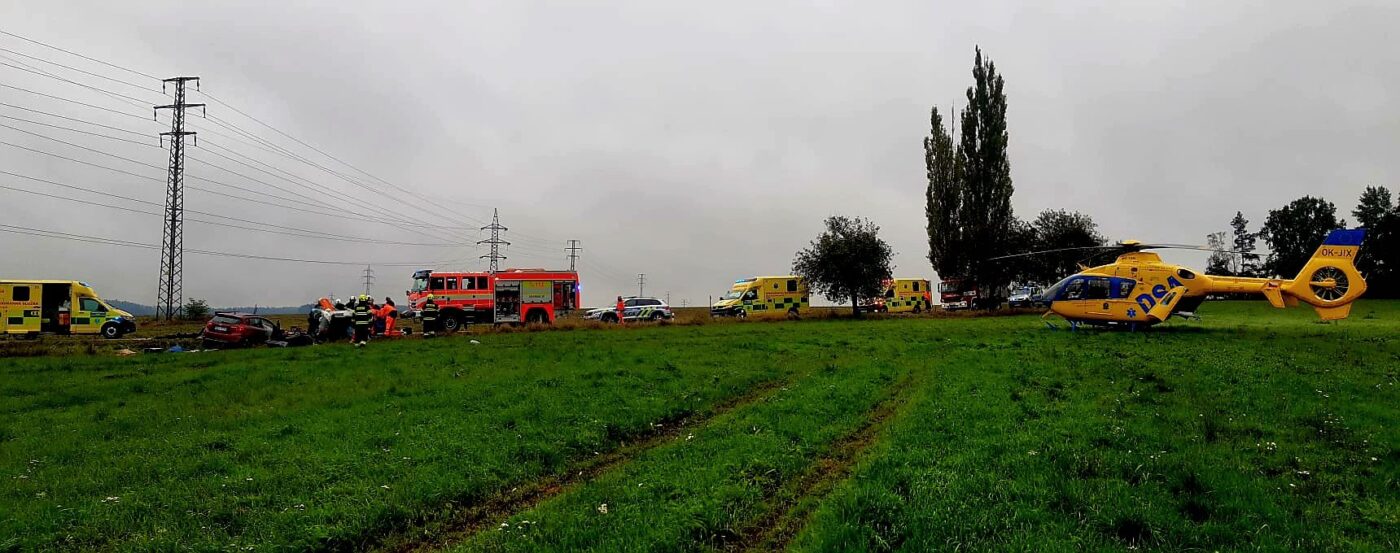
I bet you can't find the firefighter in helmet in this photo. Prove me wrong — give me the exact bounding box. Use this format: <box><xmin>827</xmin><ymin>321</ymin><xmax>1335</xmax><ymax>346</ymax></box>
<box><xmin>421</xmin><ymin>293</ymin><xmax>440</xmax><ymax>337</ymax></box>
<box><xmin>352</xmin><ymin>294</ymin><xmax>373</xmax><ymax>346</ymax></box>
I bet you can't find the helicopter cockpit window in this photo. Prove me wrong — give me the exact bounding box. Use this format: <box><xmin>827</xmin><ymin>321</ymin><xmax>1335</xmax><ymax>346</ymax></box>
<box><xmin>1043</xmin><ymin>275</ymin><xmax>1075</xmax><ymax>301</ymax></box>
<box><xmin>1063</xmin><ymin>278</ymin><xmax>1086</xmax><ymax>300</ymax></box>
<box><xmin>1085</xmin><ymin>278</ymin><xmax>1111</xmax><ymax>300</ymax></box>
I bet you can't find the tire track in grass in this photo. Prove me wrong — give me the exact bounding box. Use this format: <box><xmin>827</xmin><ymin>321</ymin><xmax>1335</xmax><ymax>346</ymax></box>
<box><xmin>732</xmin><ymin>371</ymin><xmax>922</xmax><ymax>552</ymax></box>
<box><xmin>441</xmin><ymin>360</ymin><xmax>916</xmax><ymax>552</ymax></box>
<box><xmin>373</xmin><ymin>373</ymin><xmax>799</xmax><ymax>553</ymax></box>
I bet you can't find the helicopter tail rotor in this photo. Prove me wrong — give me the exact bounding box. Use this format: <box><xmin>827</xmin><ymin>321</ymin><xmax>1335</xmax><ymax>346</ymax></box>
<box><xmin>1280</xmin><ymin>228</ymin><xmax>1367</xmax><ymax>319</ymax></box>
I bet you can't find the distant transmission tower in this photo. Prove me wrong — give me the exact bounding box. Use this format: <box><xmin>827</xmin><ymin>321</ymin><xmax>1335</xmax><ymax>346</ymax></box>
<box><xmin>478</xmin><ymin>208</ymin><xmax>509</xmax><ymax>272</ymax></box>
<box><xmin>362</xmin><ymin>265</ymin><xmax>375</xmax><ymax>295</ymax></box>
<box><xmin>566</xmin><ymin>239</ymin><xmax>581</xmax><ymax>271</ymax></box>
<box><xmin>153</xmin><ymin>76</ymin><xmax>204</xmax><ymax>320</ymax></box>
<box><xmin>637</xmin><ymin>273</ymin><xmax>646</xmax><ymax>297</ymax></box>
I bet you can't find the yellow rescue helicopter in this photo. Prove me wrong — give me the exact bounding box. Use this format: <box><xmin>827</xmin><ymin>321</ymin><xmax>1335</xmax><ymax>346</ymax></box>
<box><xmin>995</xmin><ymin>228</ymin><xmax>1367</xmax><ymax>329</ymax></box>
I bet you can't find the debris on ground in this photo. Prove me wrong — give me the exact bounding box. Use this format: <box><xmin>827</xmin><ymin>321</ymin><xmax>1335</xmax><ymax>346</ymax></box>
<box><xmin>268</xmin><ymin>330</ymin><xmax>314</xmax><ymax>348</ymax></box>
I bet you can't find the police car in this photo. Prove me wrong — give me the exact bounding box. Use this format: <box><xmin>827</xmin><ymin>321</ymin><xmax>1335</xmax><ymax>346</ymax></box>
<box><xmin>584</xmin><ymin>297</ymin><xmax>675</xmax><ymax>323</ymax></box>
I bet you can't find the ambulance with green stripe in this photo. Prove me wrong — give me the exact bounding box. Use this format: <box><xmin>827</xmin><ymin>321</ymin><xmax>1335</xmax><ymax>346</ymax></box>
<box><xmin>711</xmin><ymin>276</ymin><xmax>810</xmax><ymax>319</ymax></box>
<box><xmin>0</xmin><ymin>280</ymin><xmax>136</xmax><ymax>338</ymax></box>
<box><xmin>869</xmin><ymin>278</ymin><xmax>933</xmax><ymax>313</ymax></box>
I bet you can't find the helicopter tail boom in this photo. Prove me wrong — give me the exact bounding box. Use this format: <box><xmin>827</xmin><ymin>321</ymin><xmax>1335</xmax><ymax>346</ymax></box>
<box><xmin>1198</xmin><ymin>228</ymin><xmax>1366</xmax><ymax>320</ymax></box>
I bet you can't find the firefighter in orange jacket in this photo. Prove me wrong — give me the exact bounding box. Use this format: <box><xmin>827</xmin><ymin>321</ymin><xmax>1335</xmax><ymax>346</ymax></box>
<box><xmin>380</xmin><ymin>297</ymin><xmax>398</xmax><ymax>335</ymax></box>
<box><xmin>615</xmin><ymin>296</ymin><xmax>626</xmax><ymax>325</ymax></box>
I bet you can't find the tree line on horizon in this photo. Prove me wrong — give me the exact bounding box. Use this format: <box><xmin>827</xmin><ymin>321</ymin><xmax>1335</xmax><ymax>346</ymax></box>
<box><xmin>923</xmin><ymin>47</ymin><xmax>1399</xmax><ymax>300</ymax></box>
<box><xmin>796</xmin><ymin>47</ymin><xmax>1397</xmax><ymax>312</ymax></box>
<box><xmin>1207</xmin><ymin>187</ymin><xmax>1399</xmax><ymax>297</ymax></box>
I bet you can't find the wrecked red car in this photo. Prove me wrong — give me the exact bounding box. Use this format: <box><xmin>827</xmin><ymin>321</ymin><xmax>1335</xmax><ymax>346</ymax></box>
<box><xmin>201</xmin><ymin>312</ymin><xmax>280</xmax><ymax>348</ymax></box>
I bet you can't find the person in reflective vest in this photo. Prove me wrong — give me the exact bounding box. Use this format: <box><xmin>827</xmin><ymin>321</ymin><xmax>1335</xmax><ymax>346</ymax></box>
<box><xmin>352</xmin><ymin>294</ymin><xmax>373</xmax><ymax>346</ymax></box>
<box><xmin>421</xmin><ymin>294</ymin><xmax>439</xmax><ymax>337</ymax></box>
<box><xmin>616</xmin><ymin>296</ymin><xmax>626</xmax><ymax>325</ymax></box>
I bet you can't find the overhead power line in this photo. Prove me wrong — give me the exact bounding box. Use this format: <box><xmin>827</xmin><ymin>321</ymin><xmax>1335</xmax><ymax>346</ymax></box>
<box><xmin>0</xmin><ymin>170</ymin><xmax>462</xmax><ymax>247</ymax></box>
<box><xmin>0</xmin><ymin>101</ymin><xmax>151</xmax><ymax>136</ymax></box>
<box><xmin>195</xmin><ymin>112</ymin><xmax>488</xmax><ymax>230</ymax></box>
<box><xmin>187</xmin><ymin>113</ymin><xmax>487</xmax><ymax>237</ymax></box>
<box><xmin>191</xmin><ymin>95</ymin><xmax>495</xmax><ymax>230</ymax></box>
<box><xmin>0</xmin><ymin>223</ymin><xmax>447</xmax><ymax>266</ymax></box>
<box><xmin>0</xmin><ymin>28</ymin><xmax>563</xmax><ymax>254</ymax></box>
<box><xmin>0</xmin><ymin>112</ymin><xmax>157</xmax><ymax>146</ymax></box>
<box><xmin>0</xmin><ymin>82</ymin><xmax>153</xmax><ymax>121</ymax></box>
<box><xmin>0</xmin><ymin>57</ymin><xmax>154</xmax><ymax>108</ymax></box>
<box><xmin>0</xmin><ymin>46</ymin><xmax>158</xmax><ymax>93</ymax></box>
<box><xmin>0</xmin><ymin>136</ymin><xmax>468</xmax><ymax>234</ymax></box>
<box><xmin>0</xmin><ymin>123</ymin><xmax>464</xmax><ymax>237</ymax></box>
<box><xmin>183</xmin><ymin>146</ymin><xmax>462</xmax><ymax>238</ymax></box>
<box><xmin>201</xmin><ymin>90</ymin><xmax>421</xmax><ymax>198</ymax></box>
<box><xmin>0</xmin><ymin>28</ymin><xmax>162</xmax><ymax>81</ymax></box>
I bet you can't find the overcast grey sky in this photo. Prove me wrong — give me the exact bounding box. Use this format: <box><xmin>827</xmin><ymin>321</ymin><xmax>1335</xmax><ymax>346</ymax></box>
<box><xmin>1</xmin><ymin>0</ymin><xmax>1396</xmax><ymax>307</ymax></box>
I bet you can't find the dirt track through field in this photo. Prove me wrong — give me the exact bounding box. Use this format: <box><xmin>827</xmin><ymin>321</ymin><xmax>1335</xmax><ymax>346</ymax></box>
<box><xmin>371</xmin><ymin>373</ymin><xmax>801</xmax><ymax>553</ymax></box>
<box><xmin>731</xmin><ymin>372</ymin><xmax>922</xmax><ymax>552</ymax></box>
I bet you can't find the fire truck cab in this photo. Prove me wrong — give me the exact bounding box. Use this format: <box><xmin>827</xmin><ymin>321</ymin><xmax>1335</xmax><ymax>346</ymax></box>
<box><xmin>938</xmin><ymin>277</ymin><xmax>1004</xmax><ymax>310</ymax></box>
<box><xmin>407</xmin><ymin>269</ymin><xmax>580</xmax><ymax>331</ymax></box>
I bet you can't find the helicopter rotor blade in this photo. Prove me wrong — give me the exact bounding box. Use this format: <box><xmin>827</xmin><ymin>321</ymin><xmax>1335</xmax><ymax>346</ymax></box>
<box><xmin>985</xmin><ymin>245</ymin><xmax>1120</xmax><ymax>261</ymax></box>
<box><xmin>1138</xmin><ymin>243</ymin><xmax>1251</xmax><ymax>254</ymax></box>
<box><xmin>986</xmin><ymin>242</ymin><xmax>1252</xmax><ymax>263</ymax></box>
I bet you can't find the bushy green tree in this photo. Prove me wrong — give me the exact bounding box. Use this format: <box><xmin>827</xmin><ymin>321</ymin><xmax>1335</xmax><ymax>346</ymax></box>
<box><xmin>1352</xmin><ymin>186</ymin><xmax>1398</xmax><ymax>297</ymax></box>
<box><xmin>793</xmin><ymin>215</ymin><xmax>893</xmax><ymax>316</ymax></box>
<box><xmin>182</xmin><ymin>298</ymin><xmax>210</xmax><ymax>320</ymax></box>
<box><xmin>1259</xmin><ymin>197</ymin><xmax>1338</xmax><ymax>278</ymax></box>
<box><xmin>1024</xmin><ymin>209</ymin><xmax>1105</xmax><ymax>283</ymax></box>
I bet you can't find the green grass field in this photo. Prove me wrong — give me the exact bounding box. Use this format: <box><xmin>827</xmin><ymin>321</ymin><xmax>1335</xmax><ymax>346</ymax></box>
<box><xmin>1</xmin><ymin>302</ymin><xmax>1396</xmax><ymax>551</ymax></box>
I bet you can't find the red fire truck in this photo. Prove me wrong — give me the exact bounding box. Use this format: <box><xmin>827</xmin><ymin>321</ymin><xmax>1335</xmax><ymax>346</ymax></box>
<box><xmin>406</xmin><ymin>268</ymin><xmax>581</xmax><ymax>331</ymax></box>
<box><xmin>938</xmin><ymin>277</ymin><xmax>1005</xmax><ymax>310</ymax></box>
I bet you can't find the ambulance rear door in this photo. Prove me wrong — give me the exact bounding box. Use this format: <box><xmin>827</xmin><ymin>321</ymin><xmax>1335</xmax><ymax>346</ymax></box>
<box><xmin>1</xmin><ymin>283</ymin><xmax>42</xmax><ymax>334</ymax></box>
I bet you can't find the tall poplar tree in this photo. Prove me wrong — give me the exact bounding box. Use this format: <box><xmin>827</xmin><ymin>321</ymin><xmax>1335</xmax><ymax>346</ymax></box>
<box><xmin>957</xmin><ymin>47</ymin><xmax>1016</xmax><ymax>296</ymax></box>
<box><xmin>924</xmin><ymin>107</ymin><xmax>964</xmax><ymax>280</ymax></box>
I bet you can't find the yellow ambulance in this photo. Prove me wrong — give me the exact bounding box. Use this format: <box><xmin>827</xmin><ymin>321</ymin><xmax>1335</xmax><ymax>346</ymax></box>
<box><xmin>710</xmin><ymin>276</ymin><xmax>810</xmax><ymax>319</ymax></box>
<box><xmin>0</xmin><ymin>280</ymin><xmax>136</xmax><ymax>338</ymax></box>
<box><xmin>872</xmin><ymin>278</ymin><xmax>933</xmax><ymax>313</ymax></box>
